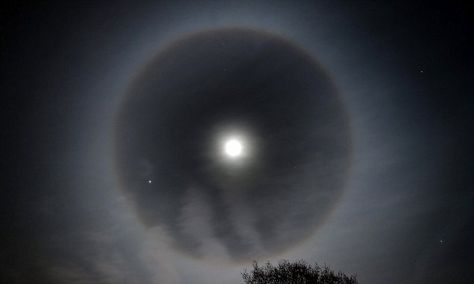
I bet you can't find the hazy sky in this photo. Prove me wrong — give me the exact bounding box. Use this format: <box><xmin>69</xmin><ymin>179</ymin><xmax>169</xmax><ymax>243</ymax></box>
<box><xmin>2</xmin><ymin>1</ymin><xmax>473</xmax><ymax>283</ymax></box>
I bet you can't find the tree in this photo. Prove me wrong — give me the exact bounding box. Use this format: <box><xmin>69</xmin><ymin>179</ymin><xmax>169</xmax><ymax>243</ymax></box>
<box><xmin>242</xmin><ymin>260</ymin><xmax>357</xmax><ymax>284</ymax></box>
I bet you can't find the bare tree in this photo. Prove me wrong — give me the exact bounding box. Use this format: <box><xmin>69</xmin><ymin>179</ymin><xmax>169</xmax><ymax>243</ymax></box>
<box><xmin>242</xmin><ymin>260</ymin><xmax>357</xmax><ymax>284</ymax></box>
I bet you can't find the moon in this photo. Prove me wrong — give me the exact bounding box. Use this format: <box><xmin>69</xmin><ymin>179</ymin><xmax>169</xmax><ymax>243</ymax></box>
<box><xmin>223</xmin><ymin>138</ymin><xmax>244</xmax><ymax>158</ymax></box>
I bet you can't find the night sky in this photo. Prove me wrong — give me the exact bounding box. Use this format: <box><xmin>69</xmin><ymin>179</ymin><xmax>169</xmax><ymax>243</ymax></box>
<box><xmin>1</xmin><ymin>1</ymin><xmax>473</xmax><ymax>284</ymax></box>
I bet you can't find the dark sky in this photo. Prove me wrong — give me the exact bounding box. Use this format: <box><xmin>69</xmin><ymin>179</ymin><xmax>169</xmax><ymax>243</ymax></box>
<box><xmin>1</xmin><ymin>1</ymin><xmax>473</xmax><ymax>283</ymax></box>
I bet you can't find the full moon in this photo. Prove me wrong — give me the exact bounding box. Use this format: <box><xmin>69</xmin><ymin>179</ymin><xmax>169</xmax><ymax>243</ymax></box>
<box><xmin>224</xmin><ymin>138</ymin><xmax>243</xmax><ymax>158</ymax></box>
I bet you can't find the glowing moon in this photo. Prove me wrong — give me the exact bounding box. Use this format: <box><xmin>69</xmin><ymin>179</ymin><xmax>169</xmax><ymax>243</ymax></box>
<box><xmin>223</xmin><ymin>138</ymin><xmax>243</xmax><ymax>158</ymax></box>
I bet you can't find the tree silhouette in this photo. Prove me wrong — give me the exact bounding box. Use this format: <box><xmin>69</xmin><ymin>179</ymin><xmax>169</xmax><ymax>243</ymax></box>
<box><xmin>242</xmin><ymin>260</ymin><xmax>357</xmax><ymax>284</ymax></box>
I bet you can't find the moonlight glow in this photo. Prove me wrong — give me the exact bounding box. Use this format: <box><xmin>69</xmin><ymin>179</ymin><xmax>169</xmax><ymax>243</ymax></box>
<box><xmin>115</xmin><ymin>29</ymin><xmax>352</xmax><ymax>261</ymax></box>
